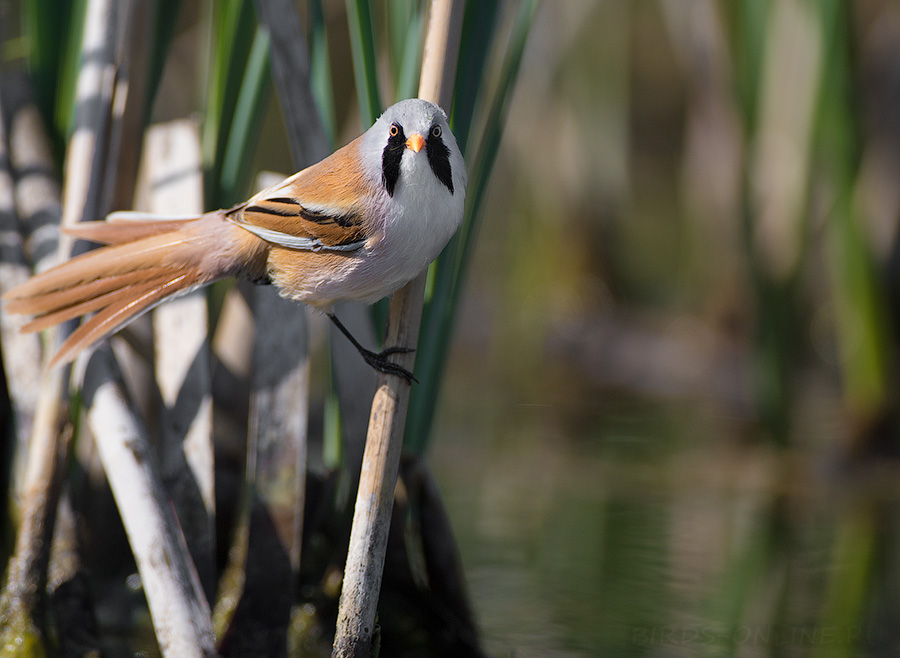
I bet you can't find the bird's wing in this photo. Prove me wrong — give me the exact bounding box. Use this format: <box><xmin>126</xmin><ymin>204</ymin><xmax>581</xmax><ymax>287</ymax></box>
<box><xmin>229</xmin><ymin>136</ymin><xmax>375</xmax><ymax>253</ymax></box>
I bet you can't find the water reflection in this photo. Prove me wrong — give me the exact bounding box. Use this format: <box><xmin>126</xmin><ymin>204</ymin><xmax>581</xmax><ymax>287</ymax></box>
<box><xmin>431</xmin><ymin>389</ymin><xmax>900</xmax><ymax>657</ymax></box>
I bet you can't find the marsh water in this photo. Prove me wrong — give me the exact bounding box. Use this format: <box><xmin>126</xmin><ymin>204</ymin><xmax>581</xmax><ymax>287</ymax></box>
<box><xmin>431</xmin><ymin>371</ymin><xmax>900</xmax><ymax>658</ymax></box>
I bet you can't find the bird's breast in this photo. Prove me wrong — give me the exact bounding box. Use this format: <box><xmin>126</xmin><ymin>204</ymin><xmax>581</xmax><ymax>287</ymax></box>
<box><xmin>374</xmin><ymin>178</ymin><xmax>462</xmax><ymax>271</ymax></box>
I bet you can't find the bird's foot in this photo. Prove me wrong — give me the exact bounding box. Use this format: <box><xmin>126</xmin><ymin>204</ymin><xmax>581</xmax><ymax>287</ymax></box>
<box><xmin>361</xmin><ymin>346</ymin><xmax>417</xmax><ymax>383</ymax></box>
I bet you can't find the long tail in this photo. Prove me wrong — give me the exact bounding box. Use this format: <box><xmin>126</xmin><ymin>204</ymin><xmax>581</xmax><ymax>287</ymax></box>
<box><xmin>4</xmin><ymin>211</ymin><xmax>267</xmax><ymax>366</ymax></box>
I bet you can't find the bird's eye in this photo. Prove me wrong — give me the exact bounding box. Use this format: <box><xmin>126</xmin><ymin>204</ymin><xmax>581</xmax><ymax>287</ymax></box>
<box><xmin>390</xmin><ymin>124</ymin><xmax>400</xmax><ymax>137</ymax></box>
<box><xmin>431</xmin><ymin>125</ymin><xmax>442</xmax><ymax>138</ymax></box>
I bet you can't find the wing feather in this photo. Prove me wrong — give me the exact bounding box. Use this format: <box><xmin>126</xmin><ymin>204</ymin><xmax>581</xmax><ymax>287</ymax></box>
<box><xmin>230</xmin><ymin>135</ymin><xmax>373</xmax><ymax>252</ymax></box>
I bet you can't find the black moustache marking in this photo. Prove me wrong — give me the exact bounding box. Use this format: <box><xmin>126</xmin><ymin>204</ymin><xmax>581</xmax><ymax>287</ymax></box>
<box><xmin>382</xmin><ymin>123</ymin><xmax>406</xmax><ymax>197</ymax></box>
<box><xmin>426</xmin><ymin>128</ymin><xmax>454</xmax><ymax>194</ymax></box>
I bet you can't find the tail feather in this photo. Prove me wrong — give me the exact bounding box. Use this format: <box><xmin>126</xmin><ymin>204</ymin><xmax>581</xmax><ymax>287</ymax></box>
<box><xmin>7</xmin><ymin>268</ymin><xmax>169</xmax><ymax>317</ymax></box>
<box><xmin>2</xmin><ymin>211</ymin><xmax>268</xmax><ymax>366</ymax></box>
<box><xmin>50</xmin><ymin>272</ymin><xmax>197</xmax><ymax>367</ymax></box>
<box><xmin>6</xmin><ymin>231</ymin><xmax>201</xmax><ymax>302</ymax></box>
<box><xmin>66</xmin><ymin>216</ymin><xmax>198</xmax><ymax>245</ymax></box>
<box><xmin>19</xmin><ymin>270</ymin><xmax>172</xmax><ymax>334</ymax></box>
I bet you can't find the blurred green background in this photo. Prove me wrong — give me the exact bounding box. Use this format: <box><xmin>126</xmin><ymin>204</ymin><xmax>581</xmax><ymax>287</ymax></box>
<box><xmin>426</xmin><ymin>0</ymin><xmax>900</xmax><ymax>656</ymax></box>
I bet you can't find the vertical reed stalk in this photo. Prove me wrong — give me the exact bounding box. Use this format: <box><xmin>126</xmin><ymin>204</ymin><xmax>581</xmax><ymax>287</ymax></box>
<box><xmin>0</xmin><ymin>78</ymin><xmax>56</xmax><ymax>500</ymax></box>
<box><xmin>332</xmin><ymin>3</ymin><xmax>464</xmax><ymax>655</ymax></box>
<box><xmin>0</xmin><ymin>0</ymin><xmax>120</xmax><ymax>647</ymax></box>
<box><xmin>147</xmin><ymin>119</ymin><xmax>216</xmax><ymax>604</ymax></box>
<box><xmin>217</xmin><ymin>1</ymin><xmax>330</xmax><ymax>651</ymax></box>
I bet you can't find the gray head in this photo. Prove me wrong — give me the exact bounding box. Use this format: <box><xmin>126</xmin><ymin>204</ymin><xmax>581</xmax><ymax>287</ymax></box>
<box><xmin>363</xmin><ymin>98</ymin><xmax>466</xmax><ymax>199</ymax></box>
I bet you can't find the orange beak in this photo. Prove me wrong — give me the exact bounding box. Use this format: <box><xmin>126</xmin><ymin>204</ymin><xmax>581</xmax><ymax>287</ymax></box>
<box><xmin>406</xmin><ymin>133</ymin><xmax>425</xmax><ymax>153</ymax></box>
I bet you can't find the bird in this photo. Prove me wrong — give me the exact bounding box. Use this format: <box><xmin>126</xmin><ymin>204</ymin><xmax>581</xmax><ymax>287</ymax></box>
<box><xmin>3</xmin><ymin>98</ymin><xmax>467</xmax><ymax>383</ymax></box>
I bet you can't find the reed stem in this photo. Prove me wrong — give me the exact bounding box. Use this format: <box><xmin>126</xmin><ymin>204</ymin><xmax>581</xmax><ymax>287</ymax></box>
<box><xmin>331</xmin><ymin>2</ymin><xmax>464</xmax><ymax>655</ymax></box>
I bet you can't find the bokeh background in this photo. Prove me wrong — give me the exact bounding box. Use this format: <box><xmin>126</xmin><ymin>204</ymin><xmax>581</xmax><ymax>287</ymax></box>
<box><xmin>7</xmin><ymin>0</ymin><xmax>900</xmax><ymax>656</ymax></box>
<box><xmin>428</xmin><ymin>0</ymin><xmax>900</xmax><ymax>656</ymax></box>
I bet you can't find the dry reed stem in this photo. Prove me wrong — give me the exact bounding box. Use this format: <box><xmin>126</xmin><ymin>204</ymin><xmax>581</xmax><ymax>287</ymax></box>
<box><xmin>81</xmin><ymin>347</ymin><xmax>217</xmax><ymax>658</ymax></box>
<box><xmin>7</xmin><ymin>79</ymin><xmax>64</xmax><ymax>277</ymax></box>
<box><xmin>0</xmin><ymin>0</ymin><xmax>121</xmax><ymax>628</ymax></box>
<box><xmin>80</xmin><ymin>10</ymin><xmax>220</xmax><ymax>649</ymax></box>
<box><xmin>0</xmin><ymin>82</ymin><xmax>61</xmax><ymax>646</ymax></box>
<box><xmin>104</xmin><ymin>0</ymin><xmax>155</xmax><ymax>214</ymax></box>
<box><xmin>247</xmin><ymin>285</ymin><xmax>309</xmax><ymax>573</ymax></box>
<box><xmin>217</xmin><ymin>284</ymin><xmax>311</xmax><ymax>656</ymax></box>
<box><xmin>257</xmin><ymin>0</ymin><xmax>378</xmax><ymax>489</ymax></box>
<box><xmin>246</xmin><ymin>0</ymin><xmax>322</xmax><ymax>577</ymax></box>
<box><xmin>332</xmin><ymin>1</ymin><xmax>465</xmax><ymax>656</ymax></box>
<box><xmin>252</xmin><ymin>0</ymin><xmax>331</xmax><ymax>164</ymax></box>
<box><xmin>215</xmin><ymin>1</ymin><xmax>326</xmax><ymax>649</ymax></box>
<box><xmin>144</xmin><ymin>120</ymin><xmax>217</xmax><ymax>604</ymax></box>
<box><xmin>0</xmin><ymin>83</ymin><xmax>46</xmax><ymax>495</ymax></box>
<box><xmin>2</xmin><ymin>0</ymin><xmax>218</xmax><ymax>652</ymax></box>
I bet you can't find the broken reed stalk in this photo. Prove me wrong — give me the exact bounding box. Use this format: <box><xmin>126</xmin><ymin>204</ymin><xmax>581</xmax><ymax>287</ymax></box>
<box><xmin>332</xmin><ymin>1</ymin><xmax>465</xmax><ymax>656</ymax></box>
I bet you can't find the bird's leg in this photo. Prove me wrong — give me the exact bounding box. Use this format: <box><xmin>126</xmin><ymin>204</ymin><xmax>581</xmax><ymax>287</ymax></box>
<box><xmin>327</xmin><ymin>313</ymin><xmax>417</xmax><ymax>383</ymax></box>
